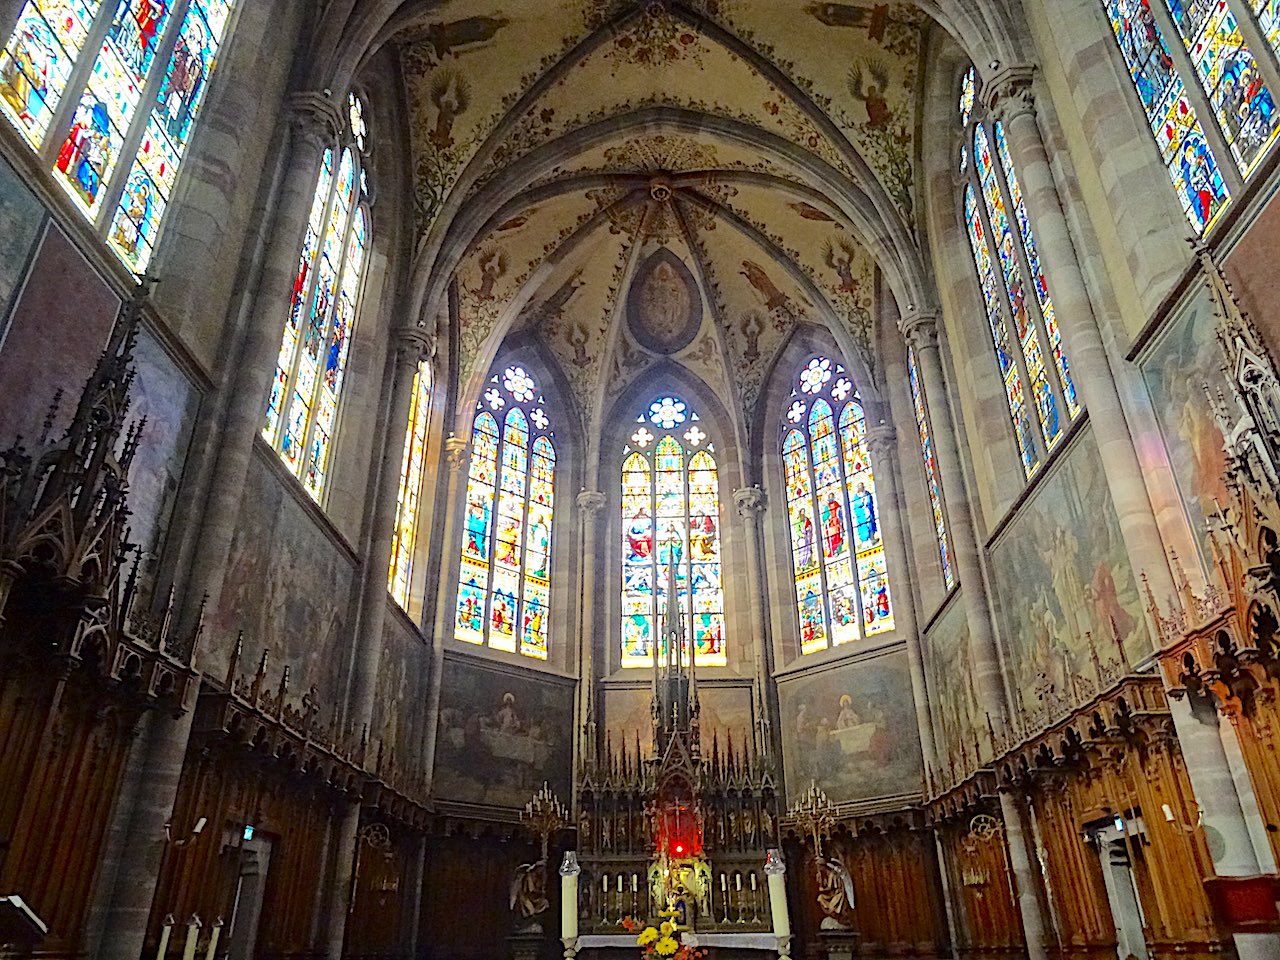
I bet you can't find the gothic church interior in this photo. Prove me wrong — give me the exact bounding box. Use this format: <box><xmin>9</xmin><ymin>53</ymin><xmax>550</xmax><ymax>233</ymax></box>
<box><xmin>2</xmin><ymin>1</ymin><xmax>1280</xmax><ymax>959</ymax></box>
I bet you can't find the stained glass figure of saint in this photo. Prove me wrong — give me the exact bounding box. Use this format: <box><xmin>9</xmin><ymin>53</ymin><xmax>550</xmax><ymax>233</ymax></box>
<box><xmin>781</xmin><ymin>358</ymin><xmax>894</xmax><ymax>654</ymax></box>
<box><xmin>454</xmin><ymin>365</ymin><xmax>555</xmax><ymax>660</ymax></box>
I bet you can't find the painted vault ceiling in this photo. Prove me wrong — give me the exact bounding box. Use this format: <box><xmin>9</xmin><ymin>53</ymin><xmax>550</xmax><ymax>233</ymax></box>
<box><xmin>393</xmin><ymin>0</ymin><xmax>928</xmax><ymax>433</ymax></box>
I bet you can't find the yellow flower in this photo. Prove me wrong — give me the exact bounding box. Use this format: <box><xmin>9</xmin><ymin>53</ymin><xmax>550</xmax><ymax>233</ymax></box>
<box><xmin>636</xmin><ymin>927</ymin><xmax>659</xmax><ymax>946</ymax></box>
<box><xmin>654</xmin><ymin>935</ymin><xmax>680</xmax><ymax>957</ymax></box>
<box><xmin>660</xmin><ymin>920</ymin><xmax>674</xmax><ymax>935</ymax></box>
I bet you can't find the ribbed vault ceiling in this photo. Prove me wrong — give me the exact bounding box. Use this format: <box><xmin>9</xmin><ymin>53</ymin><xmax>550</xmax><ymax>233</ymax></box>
<box><xmin>390</xmin><ymin>0</ymin><xmax>937</xmax><ymax>432</ymax></box>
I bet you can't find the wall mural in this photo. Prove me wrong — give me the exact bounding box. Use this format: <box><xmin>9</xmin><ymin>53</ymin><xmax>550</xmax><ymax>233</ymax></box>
<box><xmin>0</xmin><ymin>226</ymin><xmax>119</xmax><ymax>445</ymax></box>
<box><xmin>778</xmin><ymin>649</ymin><xmax>923</xmax><ymax>804</ymax></box>
<box><xmin>601</xmin><ymin>683</ymin><xmax>754</xmax><ymax>755</ymax></box>
<box><xmin>988</xmin><ymin>429</ymin><xmax>1149</xmax><ymax>720</ymax></box>
<box><xmin>922</xmin><ymin>595</ymin><xmax>992</xmax><ymax>783</ymax></box>
<box><xmin>434</xmin><ymin>656</ymin><xmax>574</xmax><ymax>809</ymax></box>
<box><xmin>371</xmin><ymin>608</ymin><xmax>433</xmax><ymax>781</ymax></box>
<box><xmin>1139</xmin><ymin>282</ymin><xmax>1231</xmax><ymax>567</ymax></box>
<box><xmin>127</xmin><ymin>326</ymin><xmax>202</xmax><ymax>560</ymax></box>
<box><xmin>0</xmin><ymin>153</ymin><xmax>45</xmax><ymax>321</ymax></box>
<box><xmin>213</xmin><ymin>453</ymin><xmax>357</xmax><ymax>704</ymax></box>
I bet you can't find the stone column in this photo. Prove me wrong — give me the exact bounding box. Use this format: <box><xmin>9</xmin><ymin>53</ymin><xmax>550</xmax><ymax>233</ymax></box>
<box><xmin>985</xmin><ymin>68</ymin><xmax>1178</xmax><ymax>608</ymax></box>
<box><xmin>0</xmin><ymin>1</ymin><xmax>25</xmax><ymax>47</ymax></box>
<box><xmin>864</xmin><ymin>424</ymin><xmax>938</xmax><ymax>775</ymax></box>
<box><xmin>325</xmin><ymin>330</ymin><xmax>430</xmax><ymax>958</ymax></box>
<box><xmin>902</xmin><ymin>313</ymin><xmax>1055</xmax><ymax>957</ymax></box>
<box><xmin>900</xmin><ymin>314</ymin><xmax>1010</xmax><ymax>729</ymax></box>
<box><xmin>325</xmin><ymin>802</ymin><xmax>361</xmax><ymax>958</ymax></box>
<box><xmin>407</xmin><ymin>833</ymin><xmax>427</xmax><ymax>956</ymax></box>
<box><xmin>732</xmin><ymin>486</ymin><xmax>776</xmax><ymax>759</ymax></box>
<box><xmin>178</xmin><ymin>91</ymin><xmax>341</xmax><ymax>627</ymax></box>
<box><xmin>420</xmin><ymin>435</ymin><xmax>470</xmax><ymax>790</ymax></box>
<box><xmin>575</xmin><ymin>491</ymin><xmax>606</xmax><ymax>773</ymax></box>
<box><xmin>988</xmin><ymin>68</ymin><xmax>1279</xmax><ymax>959</ymax></box>
<box><xmin>90</xmin><ymin>91</ymin><xmax>341</xmax><ymax>960</ymax></box>
<box><xmin>999</xmin><ymin>791</ymin><xmax>1050</xmax><ymax>960</ymax></box>
<box><xmin>344</xmin><ymin>330</ymin><xmax>432</xmax><ymax>732</ymax></box>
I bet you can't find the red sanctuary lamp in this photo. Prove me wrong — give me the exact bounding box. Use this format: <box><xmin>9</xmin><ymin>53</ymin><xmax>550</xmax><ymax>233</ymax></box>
<box><xmin>656</xmin><ymin>795</ymin><xmax>704</xmax><ymax>861</ymax></box>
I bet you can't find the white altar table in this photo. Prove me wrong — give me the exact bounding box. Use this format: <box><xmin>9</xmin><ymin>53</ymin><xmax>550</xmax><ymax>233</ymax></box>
<box><xmin>575</xmin><ymin>931</ymin><xmax>782</xmax><ymax>953</ymax></box>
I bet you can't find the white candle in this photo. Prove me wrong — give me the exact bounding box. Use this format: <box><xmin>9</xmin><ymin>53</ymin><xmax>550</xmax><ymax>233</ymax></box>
<box><xmin>631</xmin><ymin>874</ymin><xmax>638</xmax><ymax>893</ymax></box>
<box><xmin>719</xmin><ymin>873</ymin><xmax>727</xmax><ymax>892</ymax></box>
<box><xmin>617</xmin><ymin>874</ymin><xmax>623</xmax><ymax>893</ymax></box>
<box><xmin>204</xmin><ymin>919</ymin><xmax>222</xmax><ymax>960</ymax></box>
<box><xmin>181</xmin><ymin>916</ymin><xmax>202</xmax><ymax>960</ymax></box>
<box><xmin>765</xmin><ymin>850</ymin><xmax>790</xmax><ymax>940</ymax></box>
<box><xmin>560</xmin><ymin>852</ymin><xmax>581</xmax><ymax>941</ymax></box>
<box><xmin>735</xmin><ymin>873</ymin><xmax>742</xmax><ymax>891</ymax></box>
<box><xmin>156</xmin><ymin>916</ymin><xmax>174</xmax><ymax>960</ymax></box>
<box><xmin>750</xmin><ymin>872</ymin><xmax>757</xmax><ymax>891</ymax></box>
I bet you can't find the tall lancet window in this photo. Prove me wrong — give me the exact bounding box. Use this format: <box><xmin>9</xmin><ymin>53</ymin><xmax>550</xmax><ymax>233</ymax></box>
<box><xmin>1104</xmin><ymin>0</ymin><xmax>1280</xmax><ymax>233</ymax></box>
<box><xmin>388</xmin><ymin>360</ymin><xmax>431</xmax><ymax>608</ymax></box>
<box><xmin>958</xmin><ymin>67</ymin><xmax>1080</xmax><ymax>479</ymax></box>
<box><xmin>782</xmin><ymin>357</ymin><xmax>893</xmax><ymax>654</ymax></box>
<box><xmin>0</xmin><ymin>0</ymin><xmax>238</xmax><ymax>271</ymax></box>
<box><xmin>455</xmin><ymin>364</ymin><xmax>555</xmax><ymax>660</ymax></box>
<box><xmin>621</xmin><ymin>396</ymin><xmax>726</xmax><ymax>669</ymax></box>
<box><xmin>263</xmin><ymin>93</ymin><xmax>371</xmax><ymax>501</ymax></box>
<box><xmin>908</xmin><ymin>349</ymin><xmax>955</xmax><ymax>590</ymax></box>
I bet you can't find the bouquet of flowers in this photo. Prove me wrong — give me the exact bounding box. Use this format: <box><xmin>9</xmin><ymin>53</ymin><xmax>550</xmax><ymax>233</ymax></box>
<box><xmin>622</xmin><ymin>909</ymin><xmax>707</xmax><ymax>960</ymax></box>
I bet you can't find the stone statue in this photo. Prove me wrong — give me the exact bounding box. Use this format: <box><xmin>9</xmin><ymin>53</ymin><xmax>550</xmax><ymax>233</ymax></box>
<box><xmin>815</xmin><ymin>856</ymin><xmax>856</xmax><ymax>930</ymax></box>
<box><xmin>510</xmin><ymin>859</ymin><xmax>549</xmax><ymax>931</ymax></box>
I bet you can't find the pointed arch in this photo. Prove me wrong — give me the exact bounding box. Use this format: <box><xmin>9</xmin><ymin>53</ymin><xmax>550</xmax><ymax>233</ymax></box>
<box><xmin>774</xmin><ymin>350</ymin><xmax>895</xmax><ymax>655</ymax></box>
<box><xmin>455</xmin><ymin>360</ymin><xmax>558</xmax><ymax>660</ymax></box>
<box><xmin>262</xmin><ymin>93</ymin><xmax>373</xmax><ymax>501</ymax></box>
<box><xmin>620</xmin><ymin>393</ymin><xmax>726</xmax><ymax>668</ymax></box>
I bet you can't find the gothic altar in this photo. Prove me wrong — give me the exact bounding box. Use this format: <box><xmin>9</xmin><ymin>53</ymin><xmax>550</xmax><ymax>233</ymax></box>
<box><xmin>568</xmin><ymin>567</ymin><xmax>786</xmax><ymax>954</ymax></box>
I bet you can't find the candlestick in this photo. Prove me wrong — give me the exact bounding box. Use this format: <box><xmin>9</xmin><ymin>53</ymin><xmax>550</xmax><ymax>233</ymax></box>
<box><xmin>181</xmin><ymin>916</ymin><xmax>202</xmax><ymax>960</ymax></box>
<box><xmin>765</xmin><ymin>849</ymin><xmax>790</xmax><ymax>940</ymax></box>
<box><xmin>156</xmin><ymin>915</ymin><xmax>174</xmax><ymax>960</ymax></box>
<box><xmin>559</xmin><ymin>852</ymin><xmax>581</xmax><ymax>941</ymax></box>
<box><xmin>204</xmin><ymin>918</ymin><xmax>222</xmax><ymax>960</ymax></box>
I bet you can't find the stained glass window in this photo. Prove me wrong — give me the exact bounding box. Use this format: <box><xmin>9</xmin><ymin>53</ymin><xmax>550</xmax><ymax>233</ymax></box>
<box><xmin>1165</xmin><ymin>1</ymin><xmax>1280</xmax><ymax>172</ymax></box>
<box><xmin>781</xmin><ymin>358</ymin><xmax>894</xmax><ymax>655</ymax></box>
<box><xmin>621</xmin><ymin>397</ymin><xmax>726</xmax><ymax>668</ymax></box>
<box><xmin>262</xmin><ymin>94</ymin><xmax>370</xmax><ymax>502</ymax></box>
<box><xmin>958</xmin><ymin>67</ymin><xmax>1080</xmax><ymax>479</ymax></box>
<box><xmin>1100</xmin><ymin>0</ymin><xmax>1280</xmax><ymax>231</ymax></box>
<box><xmin>389</xmin><ymin>360</ymin><xmax>432</xmax><ymax>608</ymax></box>
<box><xmin>0</xmin><ymin>0</ymin><xmax>237</xmax><ymax>270</ymax></box>
<box><xmin>455</xmin><ymin>365</ymin><xmax>555</xmax><ymax>660</ymax></box>
<box><xmin>908</xmin><ymin>349</ymin><xmax>955</xmax><ymax>591</ymax></box>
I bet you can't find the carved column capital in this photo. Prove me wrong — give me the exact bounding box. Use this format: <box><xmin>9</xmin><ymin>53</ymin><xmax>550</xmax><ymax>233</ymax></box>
<box><xmin>865</xmin><ymin>425</ymin><xmax>897</xmax><ymax>461</ymax></box>
<box><xmin>733</xmin><ymin>485</ymin><xmax>768</xmax><ymax>522</ymax></box>
<box><xmin>444</xmin><ymin>435</ymin><xmax>469</xmax><ymax>471</ymax></box>
<box><xmin>982</xmin><ymin>64</ymin><xmax>1038</xmax><ymax>125</ymax></box>
<box><xmin>899</xmin><ymin>309</ymin><xmax>940</xmax><ymax>352</ymax></box>
<box><xmin>577</xmin><ymin>490</ymin><xmax>606</xmax><ymax>515</ymax></box>
<box><xmin>285</xmin><ymin>90</ymin><xmax>343</xmax><ymax>150</ymax></box>
<box><xmin>393</xmin><ymin>327</ymin><xmax>434</xmax><ymax>368</ymax></box>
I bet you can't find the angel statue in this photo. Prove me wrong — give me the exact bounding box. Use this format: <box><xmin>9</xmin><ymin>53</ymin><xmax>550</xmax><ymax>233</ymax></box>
<box><xmin>815</xmin><ymin>856</ymin><xmax>857</xmax><ymax>930</ymax></box>
<box><xmin>510</xmin><ymin>858</ymin><xmax>549</xmax><ymax>931</ymax></box>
